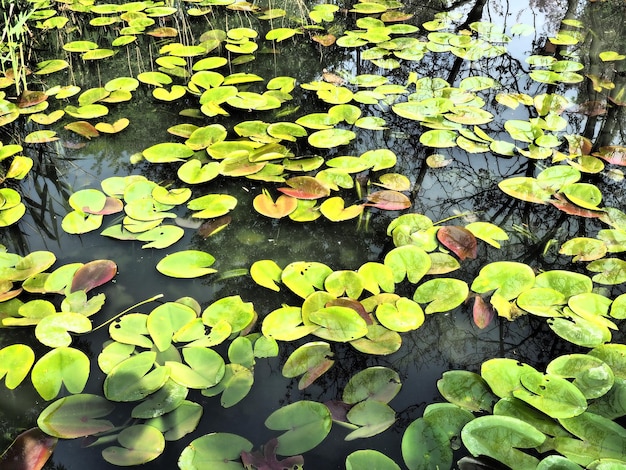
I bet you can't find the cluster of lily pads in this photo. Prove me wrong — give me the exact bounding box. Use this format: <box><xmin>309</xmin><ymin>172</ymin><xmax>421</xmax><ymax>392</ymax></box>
<box><xmin>1</xmin><ymin>0</ymin><xmax>626</xmax><ymax>469</ymax></box>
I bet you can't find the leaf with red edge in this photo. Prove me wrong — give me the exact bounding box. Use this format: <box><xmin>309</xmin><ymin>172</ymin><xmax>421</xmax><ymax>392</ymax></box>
<box><xmin>550</xmin><ymin>193</ymin><xmax>604</xmax><ymax>218</ymax></box>
<box><xmin>437</xmin><ymin>226</ymin><xmax>478</xmax><ymax>261</ymax></box>
<box><xmin>326</xmin><ymin>298</ymin><xmax>372</xmax><ymax>325</ymax></box>
<box><xmin>473</xmin><ymin>295</ymin><xmax>495</xmax><ymax>329</ymax></box>
<box><xmin>64</xmin><ymin>121</ymin><xmax>100</xmax><ymax>139</ymax></box>
<box><xmin>364</xmin><ymin>190</ymin><xmax>411</xmax><ymax>210</ymax></box>
<box><xmin>0</xmin><ymin>427</ymin><xmax>57</xmax><ymax>470</ymax></box>
<box><xmin>593</xmin><ymin>146</ymin><xmax>626</xmax><ymax>166</ymax></box>
<box><xmin>241</xmin><ymin>438</ymin><xmax>304</xmax><ymax>470</ymax></box>
<box><xmin>253</xmin><ymin>190</ymin><xmax>298</xmax><ymax>218</ymax></box>
<box><xmin>17</xmin><ymin>91</ymin><xmax>48</xmax><ymax>109</ymax></box>
<box><xmin>70</xmin><ymin>260</ymin><xmax>117</xmax><ymax>293</ymax></box>
<box><xmin>277</xmin><ymin>176</ymin><xmax>330</xmax><ymax>200</ymax></box>
<box><xmin>324</xmin><ymin>400</ymin><xmax>352</xmax><ymax>423</ymax></box>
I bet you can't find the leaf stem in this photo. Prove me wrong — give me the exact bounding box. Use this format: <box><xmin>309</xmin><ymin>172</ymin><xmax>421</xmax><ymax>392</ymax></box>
<box><xmin>91</xmin><ymin>294</ymin><xmax>164</xmax><ymax>332</ymax></box>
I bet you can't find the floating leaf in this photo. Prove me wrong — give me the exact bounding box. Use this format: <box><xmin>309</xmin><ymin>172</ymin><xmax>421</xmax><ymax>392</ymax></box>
<box><xmin>365</xmin><ymin>190</ymin><xmax>411</xmax><ymax>210</ymax></box>
<box><xmin>253</xmin><ymin>190</ymin><xmax>297</xmax><ymax>218</ymax></box>
<box><xmin>437</xmin><ymin>226</ymin><xmax>478</xmax><ymax>260</ymax></box>
<box><xmin>413</xmin><ymin>278</ymin><xmax>469</xmax><ymax>314</ymax></box>
<box><xmin>0</xmin><ymin>427</ymin><xmax>57</xmax><ymax>470</ymax></box>
<box><xmin>102</xmin><ymin>424</ymin><xmax>165</xmax><ymax>466</ymax></box>
<box><xmin>0</xmin><ymin>344</ymin><xmax>35</xmax><ymax>389</ymax></box>
<box><xmin>104</xmin><ymin>352</ymin><xmax>169</xmax><ymax>402</ymax></box>
<box><xmin>156</xmin><ymin>250</ymin><xmax>216</xmax><ymax>278</ymax></box>
<box><xmin>283</xmin><ymin>341</ymin><xmax>334</xmax><ymax>389</ymax></box>
<box><xmin>265</xmin><ymin>401</ymin><xmax>332</xmax><ymax>456</ymax></box>
<box><xmin>37</xmin><ymin>394</ymin><xmax>115</xmax><ymax>438</ymax></box>
<box><xmin>31</xmin><ymin>347</ymin><xmax>90</xmax><ymax>400</ymax></box>
<box><xmin>179</xmin><ymin>433</ymin><xmax>253</xmax><ymax>469</ymax></box>
<box><xmin>320</xmin><ymin>197</ymin><xmax>364</xmax><ymax>221</ymax></box>
<box><xmin>308</xmin><ymin>129</ymin><xmax>356</xmax><ymax>148</ymax></box>
<box><xmin>437</xmin><ymin>370</ymin><xmax>496</xmax><ymax>412</ymax></box>
<box><xmin>402</xmin><ymin>418</ymin><xmax>452</xmax><ymax>470</ymax></box>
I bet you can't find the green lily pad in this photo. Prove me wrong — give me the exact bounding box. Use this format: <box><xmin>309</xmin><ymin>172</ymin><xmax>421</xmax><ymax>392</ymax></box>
<box><xmin>346</xmin><ymin>450</ymin><xmax>400</xmax><ymax>470</ymax></box>
<box><xmin>178</xmin><ymin>160</ymin><xmax>220</xmax><ymax>184</ymax></box>
<box><xmin>37</xmin><ymin>393</ymin><xmax>115</xmax><ymax>438</ymax></box>
<box><xmin>384</xmin><ymin>245</ymin><xmax>431</xmax><ymax>283</ymax></box>
<box><xmin>308</xmin><ymin>129</ymin><xmax>356</xmax><ymax>148</ymax></box>
<box><xmin>345</xmin><ymin>400</ymin><xmax>396</xmax><ymax>440</ymax></box>
<box><xmin>178</xmin><ymin>433</ymin><xmax>253</xmax><ymax>469</ymax></box>
<box><xmin>109</xmin><ymin>313</ymin><xmax>152</xmax><ymax>348</ymax></box>
<box><xmin>143</xmin><ymin>142</ymin><xmax>194</xmax><ymax>163</ymax></box>
<box><xmin>375</xmin><ymin>297</ymin><xmax>424</xmax><ymax>332</ymax></box>
<box><xmin>343</xmin><ymin>366</ymin><xmax>401</xmax><ymax>404</ymax></box>
<box><xmin>202</xmin><ymin>363</ymin><xmax>254</xmax><ymax>408</ymax></box>
<box><xmin>546</xmin><ymin>354</ymin><xmax>614</xmax><ymax>400</ymax></box>
<box><xmin>156</xmin><ymin>250</ymin><xmax>217</xmax><ymax>278</ymax></box>
<box><xmin>402</xmin><ymin>418</ymin><xmax>452</xmax><ymax>470</ymax></box>
<box><xmin>281</xmin><ymin>261</ymin><xmax>333</xmax><ymax>298</ymax></box>
<box><xmin>320</xmin><ymin>197</ymin><xmax>364</xmax><ymax>221</ymax></box>
<box><xmin>310</xmin><ymin>306</ymin><xmax>368</xmax><ymax>342</ymax></box>
<box><xmin>481</xmin><ymin>358</ymin><xmax>538</xmax><ymax>397</ymax></box>
<box><xmin>147</xmin><ymin>302</ymin><xmax>198</xmax><ymax>352</ymax></box>
<box><xmin>146</xmin><ymin>400</ymin><xmax>203</xmax><ymax>441</ymax></box>
<box><xmin>202</xmin><ymin>295</ymin><xmax>254</xmax><ymax>333</ymax></box>
<box><xmin>471</xmin><ymin>261</ymin><xmax>535</xmax><ymax>300</ymax></box>
<box><xmin>437</xmin><ymin>370</ymin><xmax>497</xmax><ymax>412</ymax></box>
<box><xmin>461</xmin><ymin>415</ymin><xmax>545</xmax><ymax>469</ymax></box>
<box><xmin>265</xmin><ymin>401</ymin><xmax>332</xmax><ymax>455</ymax></box>
<box><xmin>262</xmin><ymin>306</ymin><xmax>320</xmax><ymax>341</ymax></box>
<box><xmin>413</xmin><ymin>278</ymin><xmax>469</xmax><ymax>313</ymax></box>
<box><xmin>35</xmin><ymin>312</ymin><xmax>92</xmax><ymax>348</ymax></box>
<box><xmin>283</xmin><ymin>341</ymin><xmax>334</xmax><ymax>389</ymax></box>
<box><xmin>250</xmin><ymin>259</ymin><xmax>282</xmax><ymax>291</ymax></box>
<box><xmin>167</xmin><ymin>347</ymin><xmax>225</xmax><ymax>389</ymax></box>
<box><xmin>102</xmin><ymin>424</ymin><xmax>165</xmax><ymax>466</ymax></box>
<box><xmin>31</xmin><ymin>347</ymin><xmax>90</xmax><ymax>400</ymax></box>
<box><xmin>0</xmin><ymin>344</ymin><xmax>35</xmax><ymax>389</ymax></box>
<box><xmin>104</xmin><ymin>352</ymin><xmax>169</xmax><ymax>401</ymax></box>
<box><xmin>534</xmin><ymin>270</ymin><xmax>593</xmax><ymax>298</ymax></box>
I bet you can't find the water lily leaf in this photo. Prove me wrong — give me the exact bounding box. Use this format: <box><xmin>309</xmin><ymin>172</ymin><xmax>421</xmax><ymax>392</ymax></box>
<box><xmin>546</xmin><ymin>354</ymin><xmax>614</xmax><ymax>400</ymax></box>
<box><xmin>178</xmin><ymin>160</ymin><xmax>220</xmax><ymax>184</ymax></box>
<box><xmin>167</xmin><ymin>347</ymin><xmax>225</xmax><ymax>389</ymax></box>
<box><xmin>35</xmin><ymin>312</ymin><xmax>92</xmax><ymax>348</ymax></box>
<box><xmin>156</xmin><ymin>250</ymin><xmax>216</xmax><ymax>278</ymax></box>
<box><xmin>419</xmin><ymin>129</ymin><xmax>458</xmax><ymax>148</ymax></box>
<box><xmin>402</xmin><ymin>418</ymin><xmax>452</xmax><ymax>470</ymax></box>
<box><xmin>413</xmin><ymin>278</ymin><xmax>469</xmax><ymax>314</ymax></box>
<box><xmin>319</xmin><ymin>197</ymin><xmax>364</xmax><ymax>221</ymax></box>
<box><xmin>265</xmin><ymin>401</ymin><xmax>332</xmax><ymax>455</ymax></box>
<box><xmin>65</xmin><ymin>104</ymin><xmax>108</xmax><ymax>119</ymax></box>
<box><xmin>599</xmin><ymin>51</ymin><xmax>626</xmax><ymax>61</ymax></box>
<box><xmin>328</xmin><ymin>104</ymin><xmax>361</xmax><ymax>124</ymax></box>
<box><xmin>471</xmin><ymin>261</ymin><xmax>535</xmax><ymax>300</ymax></box>
<box><xmin>35</xmin><ymin>59</ymin><xmax>69</xmax><ymax>74</ymax></box>
<box><xmin>517</xmin><ymin>287</ymin><xmax>565</xmax><ymax>317</ymax></box>
<box><xmin>102</xmin><ymin>424</ymin><xmax>165</xmax><ymax>466</ymax></box>
<box><xmin>178</xmin><ymin>433</ymin><xmax>253</xmax><ymax>469</ymax></box>
<box><xmin>63</xmin><ymin>121</ymin><xmax>100</xmax><ymax>139</ymax></box>
<box><xmin>438</xmin><ymin>370</ymin><xmax>497</xmax><ymax>412</ymax></box>
<box><xmin>153</xmin><ymin>84</ymin><xmax>186</xmax><ymax>101</ymax></box>
<box><xmin>343</xmin><ymin>366</ymin><xmax>401</xmax><ymax>404</ymax></box>
<box><xmin>549</xmin><ymin>312</ymin><xmax>611</xmax><ymax>348</ymax></box>
<box><xmin>0</xmin><ymin>344</ymin><xmax>35</xmax><ymax>389</ymax></box>
<box><xmin>250</xmin><ymin>259</ymin><xmax>282</xmax><ymax>292</ymax></box>
<box><xmin>437</xmin><ymin>226</ymin><xmax>477</xmax><ymax>260</ymax></box>
<box><xmin>137</xmin><ymin>71</ymin><xmax>173</xmax><ymax>87</ymax></box>
<box><xmin>498</xmin><ymin>177</ymin><xmax>553</xmax><ymax>203</ymax></box>
<box><xmin>69</xmin><ymin>259</ymin><xmax>116</xmax><ymax>294</ymax></box>
<box><xmin>32</xmin><ymin>347</ymin><xmax>90</xmax><ymax>400</ymax></box>
<box><xmin>63</xmin><ymin>40</ymin><xmax>98</xmax><ymax>52</ymax></box>
<box><xmin>345</xmin><ymin>400</ymin><xmax>395</xmax><ymax>440</ymax></box>
<box><xmin>203</xmin><ymin>295</ymin><xmax>254</xmax><ymax>333</ymax></box>
<box><xmin>513</xmin><ymin>369</ymin><xmax>588</xmax><ymax>418</ymax></box>
<box><xmin>253</xmin><ymin>190</ymin><xmax>297</xmax><ymax>218</ymax></box>
<box><xmin>135</xmin><ymin>225</ymin><xmax>184</xmax><ymax>249</ymax></box>
<box><xmin>317</xmin><ymin>86</ymin><xmax>354</xmax><ymax>105</ymax></box>
<box><xmin>145</xmin><ymin>400</ymin><xmax>202</xmax><ymax>440</ymax></box>
<box><xmin>95</xmin><ymin>118</ymin><xmax>130</xmax><ymax>134</ymax></box>
<box><xmin>465</xmin><ymin>222</ymin><xmax>509</xmax><ymax>248</ymax></box>
<box><xmin>278</xmin><ymin>176</ymin><xmax>330</xmax><ymax>199</ymax></box>
<box><xmin>323</xmin><ymin>270</ymin><xmax>363</xmax><ymax>299</ymax></box>
<box><xmin>267</xmin><ymin>122</ymin><xmax>307</xmax><ymax>142</ymax></box>
<box><xmin>37</xmin><ymin>394</ymin><xmax>114</xmax><ymax>438</ymax></box>
<box><xmin>560</xmin><ymin>237</ymin><xmax>607</xmax><ymax>262</ymax></box>
<box><xmin>223</xmin><ymin>72</ymin><xmax>263</xmax><ymax>85</ymax></box>
<box><xmin>104</xmin><ymin>352</ymin><xmax>169</xmax><ymax>401</ymax></box>
<box><xmin>357</xmin><ymin>262</ymin><xmax>395</xmax><ymax>294</ymax></box>
<box><xmin>108</xmin><ymin>313</ymin><xmax>152</xmax><ymax>348</ymax></box>
<box><xmin>461</xmin><ymin>415</ymin><xmax>545</xmax><ymax>469</ymax></box>
<box><xmin>562</xmin><ymin>183</ymin><xmax>603</xmax><ymax>210</ymax></box>
<box><xmin>266</xmin><ymin>27</ymin><xmax>298</xmax><ymax>42</ymax></box>
<box><xmin>262</xmin><ymin>306</ymin><xmax>319</xmax><ymax>341</ymax></box>
<box><xmin>350</xmin><ymin>324</ymin><xmax>402</xmax><ymax>356</ymax></box>
<box><xmin>423</xmin><ymin>403</ymin><xmax>475</xmax><ymax>451</ymax></box>
<box><xmin>24</xmin><ymin>130</ymin><xmax>58</xmax><ymax>143</ymax></box>
<box><xmin>283</xmin><ymin>341</ymin><xmax>334</xmax><ymax>389</ymax></box>
<box><xmin>384</xmin><ymin>245</ymin><xmax>431</xmax><ymax>283</ymax></box>
<box><xmin>346</xmin><ymin>449</ymin><xmax>400</xmax><ymax>470</ymax></box>
<box><xmin>282</xmin><ymin>261</ymin><xmax>333</xmax><ymax>298</ymax></box>
<box><xmin>375</xmin><ymin>297</ymin><xmax>424</xmax><ymax>332</ymax></box>
<box><xmin>308</xmin><ymin>128</ymin><xmax>356</xmax><ymax>148</ymax></box>
<box><xmin>534</xmin><ymin>270</ymin><xmax>592</xmax><ymax>297</ymax></box>
<box><xmin>310</xmin><ymin>306</ymin><xmax>368</xmax><ymax>342</ymax></box>
<box><xmin>0</xmin><ymin>427</ymin><xmax>57</xmax><ymax>470</ymax></box>
<box><xmin>193</xmin><ymin>57</ymin><xmax>228</xmax><ymax>71</ymax></box>
<box><xmin>202</xmin><ymin>363</ymin><xmax>254</xmax><ymax>407</ymax></box>
<box><xmin>143</xmin><ymin>142</ymin><xmax>194</xmax><ymax>163</ymax></box>
<box><xmin>147</xmin><ymin>302</ymin><xmax>197</xmax><ymax>352</ymax></box>
<box><xmin>365</xmin><ymin>190</ymin><xmax>411</xmax><ymax>210</ymax></box>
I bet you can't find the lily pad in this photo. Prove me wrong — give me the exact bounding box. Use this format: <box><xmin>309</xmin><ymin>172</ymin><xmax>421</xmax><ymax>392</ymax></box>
<box><xmin>283</xmin><ymin>341</ymin><xmax>334</xmax><ymax>389</ymax></box>
<box><xmin>31</xmin><ymin>347</ymin><xmax>90</xmax><ymax>400</ymax></box>
<box><xmin>37</xmin><ymin>394</ymin><xmax>115</xmax><ymax>438</ymax></box>
<box><xmin>102</xmin><ymin>424</ymin><xmax>165</xmax><ymax>466</ymax></box>
<box><xmin>178</xmin><ymin>433</ymin><xmax>253</xmax><ymax>469</ymax></box>
<box><xmin>156</xmin><ymin>251</ymin><xmax>216</xmax><ymax>278</ymax></box>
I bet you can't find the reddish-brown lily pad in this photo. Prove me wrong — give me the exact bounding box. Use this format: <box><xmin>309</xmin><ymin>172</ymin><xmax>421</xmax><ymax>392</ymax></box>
<box><xmin>364</xmin><ymin>190</ymin><xmax>411</xmax><ymax>210</ymax></box>
<box><xmin>0</xmin><ymin>427</ymin><xmax>57</xmax><ymax>470</ymax></box>
<box><xmin>593</xmin><ymin>146</ymin><xmax>626</xmax><ymax>166</ymax></box>
<box><xmin>437</xmin><ymin>226</ymin><xmax>478</xmax><ymax>261</ymax></box>
<box><xmin>70</xmin><ymin>260</ymin><xmax>117</xmax><ymax>293</ymax></box>
<box><xmin>473</xmin><ymin>295</ymin><xmax>495</xmax><ymax>329</ymax></box>
<box><xmin>277</xmin><ymin>176</ymin><xmax>330</xmax><ymax>200</ymax></box>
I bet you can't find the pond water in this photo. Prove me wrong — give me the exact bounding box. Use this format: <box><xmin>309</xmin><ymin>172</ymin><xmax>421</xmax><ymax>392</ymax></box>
<box><xmin>1</xmin><ymin>0</ymin><xmax>626</xmax><ymax>468</ymax></box>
